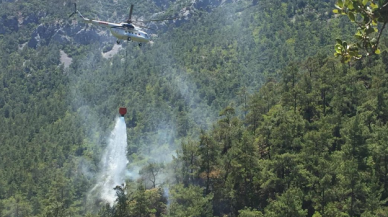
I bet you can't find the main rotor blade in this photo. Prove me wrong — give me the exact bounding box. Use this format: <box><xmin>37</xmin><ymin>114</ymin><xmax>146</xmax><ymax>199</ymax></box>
<box><xmin>132</xmin><ymin>23</ymin><xmax>155</xmax><ymax>30</ymax></box>
<box><xmin>127</xmin><ymin>4</ymin><xmax>134</xmax><ymax>22</ymax></box>
<box><xmin>138</xmin><ymin>17</ymin><xmax>178</xmax><ymax>23</ymax></box>
<box><xmin>133</xmin><ymin>21</ymin><xmax>155</xmax><ymax>30</ymax></box>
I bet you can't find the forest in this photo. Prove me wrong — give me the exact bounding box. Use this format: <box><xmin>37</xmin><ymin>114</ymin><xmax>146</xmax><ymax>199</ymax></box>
<box><xmin>0</xmin><ymin>0</ymin><xmax>388</xmax><ymax>216</ymax></box>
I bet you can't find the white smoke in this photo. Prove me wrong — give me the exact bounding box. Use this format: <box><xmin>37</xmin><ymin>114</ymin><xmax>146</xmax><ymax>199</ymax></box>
<box><xmin>91</xmin><ymin>116</ymin><xmax>128</xmax><ymax>205</ymax></box>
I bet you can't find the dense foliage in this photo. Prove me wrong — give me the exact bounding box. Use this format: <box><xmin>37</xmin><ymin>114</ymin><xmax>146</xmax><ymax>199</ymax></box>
<box><xmin>333</xmin><ymin>0</ymin><xmax>388</xmax><ymax>62</ymax></box>
<box><xmin>1</xmin><ymin>0</ymin><xmax>388</xmax><ymax>216</ymax></box>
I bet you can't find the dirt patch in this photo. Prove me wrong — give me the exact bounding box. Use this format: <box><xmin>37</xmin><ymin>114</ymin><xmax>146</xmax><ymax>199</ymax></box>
<box><xmin>102</xmin><ymin>44</ymin><xmax>122</xmax><ymax>59</ymax></box>
<box><xmin>60</xmin><ymin>50</ymin><xmax>72</xmax><ymax>69</ymax></box>
<box><xmin>18</xmin><ymin>42</ymin><xmax>27</xmax><ymax>50</ymax></box>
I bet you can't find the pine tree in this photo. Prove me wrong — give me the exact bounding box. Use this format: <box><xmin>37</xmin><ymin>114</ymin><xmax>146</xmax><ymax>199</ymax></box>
<box><xmin>264</xmin><ymin>188</ymin><xmax>307</xmax><ymax>217</ymax></box>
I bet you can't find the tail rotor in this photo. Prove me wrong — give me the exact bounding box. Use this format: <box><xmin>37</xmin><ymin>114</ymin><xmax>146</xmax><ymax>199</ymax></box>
<box><xmin>68</xmin><ymin>3</ymin><xmax>78</xmax><ymax>18</ymax></box>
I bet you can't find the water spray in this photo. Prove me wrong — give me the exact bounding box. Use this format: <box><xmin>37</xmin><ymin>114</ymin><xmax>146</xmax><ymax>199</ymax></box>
<box><xmin>90</xmin><ymin>107</ymin><xmax>128</xmax><ymax>205</ymax></box>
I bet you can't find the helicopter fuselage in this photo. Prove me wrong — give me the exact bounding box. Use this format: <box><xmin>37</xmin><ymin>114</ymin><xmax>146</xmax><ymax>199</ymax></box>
<box><xmin>84</xmin><ymin>19</ymin><xmax>150</xmax><ymax>43</ymax></box>
<box><xmin>110</xmin><ymin>27</ymin><xmax>150</xmax><ymax>43</ymax></box>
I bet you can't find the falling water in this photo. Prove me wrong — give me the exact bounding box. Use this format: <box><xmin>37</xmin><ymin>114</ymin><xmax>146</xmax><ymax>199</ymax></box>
<box><xmin>93</xmin><ymin>117</ymin><xmax>128</xmax><ymax>205</ymax></box>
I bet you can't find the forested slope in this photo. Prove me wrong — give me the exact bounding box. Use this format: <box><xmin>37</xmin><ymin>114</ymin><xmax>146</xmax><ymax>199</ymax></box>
<box><xmin>1</xmin><ymin>0</ymin><xmax>388</xmax><ymax>216</ymax></box>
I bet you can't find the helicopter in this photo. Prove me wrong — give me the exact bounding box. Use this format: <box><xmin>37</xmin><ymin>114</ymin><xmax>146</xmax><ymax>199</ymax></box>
<box><xmin>69</xmin><ymin>3</ymin><xmax>175</xmax><ymax>46</ymax></box>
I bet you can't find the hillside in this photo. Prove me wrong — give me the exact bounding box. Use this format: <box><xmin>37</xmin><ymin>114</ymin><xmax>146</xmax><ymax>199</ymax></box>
<box><xmin>1</xmin><ymin>0</ymin><xmax>388</xmax><ymax>216</ymax></box>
